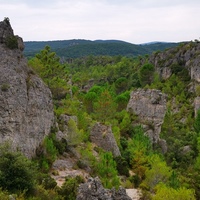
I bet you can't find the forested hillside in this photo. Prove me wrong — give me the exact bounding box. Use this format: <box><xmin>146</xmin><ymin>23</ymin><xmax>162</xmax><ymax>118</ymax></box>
<box><xmin>24</xmin><ymin>39</ymin><xmax>179</xmax><ymax>58</ymax></box>
<box><xmin>1</xmin><ymin>19</ymin><xmax>200</xmax><ymax>199</ymax></box>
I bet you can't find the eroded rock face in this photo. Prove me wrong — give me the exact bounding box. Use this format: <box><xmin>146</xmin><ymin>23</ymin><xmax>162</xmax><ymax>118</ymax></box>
<box><xmin>194</xmin><ymin>97</ymin><xmax>200</xmax><ymax>117</ymax></box>
<box><xmin>0</xmin><ymin>19</ymin><xmax>54</xmax><ymax>157</ymax></box>
<box><xmin>0</xmin><ymin>18</ymin><xmax>14</xmax><ymax>43</ymax></box>
<box><xmin>149</xmin><ymin>42</ymin><xmax>200</xmax><ymax>82</ymax></box>
<box><xmin>76</xmin><ymin>177</ymin><xmax>132</xmax><ymax>200</ymax></box>
<box><xmin>90</xmin><ymin>122</ymin><xmax>121</xmax><ymax>157</ymax></box>
<box><xmin>127</xmin><ymin>89</ymin><xmax>167</xmax><ymax>144</ymax></box>
<box><xmin>190</xmin><ymin>55</ymin><xmax>200</xmax><ymax>83</ymax></box>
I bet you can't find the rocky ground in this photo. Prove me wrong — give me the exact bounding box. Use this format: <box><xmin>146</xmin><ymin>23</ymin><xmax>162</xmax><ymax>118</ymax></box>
<box><xmin>126</xmin><ymin>189</ymin><xmax>142</xmax><ymax>200</ymax></box>
<box><xmin>51</xmin><ymin>153</ymin><xmax>89</xmax><ymax>187</ymax></box>
<box><xmin>51</xmin><ymin>153</ymin><xmax>141</xmax><ymax>199</ymax></box>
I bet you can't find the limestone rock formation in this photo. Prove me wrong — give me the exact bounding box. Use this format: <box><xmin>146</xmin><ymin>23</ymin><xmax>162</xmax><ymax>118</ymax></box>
<box><xmin>149</xmin><ymin>42</ymin><xmax>200</xmax><ymax>82</ymax></box>
<box><xmin>76</xmin><ymin>177</ymin><xmax>132</xmax><ymax>200</ymax></box>
<box><xmin>56</xmin><ymin>114</ymin><xmax>78</xmax><ymax>141</ymax></box>
<box><xmin>194</xmin><ymin>96</ymin><xmax>200</xmax><ymax>117</ymax></box>
<box><xmin>127</xmin><ymin>89</ymin><xmax>167</xmax><ymax>144</ymax></box>
<box><xmin>0</xmin><ymin>18</ymin><xmax>54</xmax><ymax>157</ymax></box>
<box><xmin>90</xmin><ymin>122</ymin><xmax>121</xmax><ymax>157</ymax></box>
<box><xmin>0</xmin><ymin>18</ymin><xmax>14</xmax><ymax>43</ymax></box>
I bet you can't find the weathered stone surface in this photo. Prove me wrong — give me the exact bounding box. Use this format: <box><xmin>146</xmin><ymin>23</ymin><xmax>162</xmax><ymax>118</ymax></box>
<box><xmin>194</xmin><ymin>96</ymin><xmax>200</xmax><ymax>117</ymax></box>
<box><xmin>149</xmin><ymin>42</ymin><xmax>200</xmax><ymax>82</ymax></box>
<box><xmin>191</xmin><ymin>55</ymin><xmax>200</xmax><ymax>83</ymax></box>
<box><xmin>57</xmin><ymin>114</ymin><xmax>78</xmax><ymax>141</ymax></box>
<box><xmin>127</xmin><ymin>89</ymin><xmax>167</xmax><ymax>143</ymax></box>
<box><xmin>0</xmin><ymin>18</ymin><xmax>14</xmax><ymax>43</ymax></box>
<box><xmin>0</xmin><ymin>19</ymin><xmax>54</xmax><ymax>157</ymax></box>
<box><xmin>76</xmin><ymin>177</ymin><xmax>132</xmax><ymax>200</ymax></box>
<box><xmin>90</xmin><ymin>122</ymin><xmax>121</xmax><ymax>157</ymax></box>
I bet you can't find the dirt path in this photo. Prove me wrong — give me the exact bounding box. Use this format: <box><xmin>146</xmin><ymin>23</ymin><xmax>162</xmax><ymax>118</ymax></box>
<box><xmin>126</xmin><ymin>188</ymin><xmax>142</xmax><ymax>200</ymax></box>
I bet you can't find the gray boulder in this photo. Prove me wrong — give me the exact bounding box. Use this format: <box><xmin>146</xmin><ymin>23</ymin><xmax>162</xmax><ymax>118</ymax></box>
<box><xmin>90</xmin><ymin>122</ymin><xmax>121</xmax><ymax>157</ymax></box>
<box><xmin>127</xmin><ymin>89</ymin><xmax>167</xmax><ymax>147</ymax></box>
<box><xmin>76</xmin><ymin>177</ymin><xmax>131</xmax><ymax>200</ymax></box>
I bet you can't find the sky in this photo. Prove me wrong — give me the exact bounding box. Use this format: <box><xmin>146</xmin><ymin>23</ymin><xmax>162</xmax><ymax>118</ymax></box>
<box><xmin>0</xmin><ymin>0</ymin><xmax>199</xmax><ymax>44</ymax></box>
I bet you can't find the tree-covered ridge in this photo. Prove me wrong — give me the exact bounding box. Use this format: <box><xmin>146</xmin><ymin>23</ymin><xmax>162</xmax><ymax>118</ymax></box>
<box><xmin>24</xmin><ymin>39</ymin><xmax>179</xmax><ymax>58</ymax></box>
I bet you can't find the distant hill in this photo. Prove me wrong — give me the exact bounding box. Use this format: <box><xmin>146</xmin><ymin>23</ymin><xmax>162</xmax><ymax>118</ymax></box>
<box><xmin>24</xmin><ymin>39</ymin><xmax>180</xmax><ymax>58</ymax></box>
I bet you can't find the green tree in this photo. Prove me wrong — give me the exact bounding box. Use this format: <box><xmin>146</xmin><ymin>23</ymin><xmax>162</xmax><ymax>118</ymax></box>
<box><xmin>84</xmin><ymin>91</ymin><xmax>98</xmax><ymax>113</ymax></box>
<box><xmin>138</xmin><ymin>63</ymin><xmax>155</xmax><ymax>87</ymax></box>
<box><xmin>59</xmin><ymin>176</ymin><xmax>84</xmax><ymax>200</ymax></box>
<box><xmin>0</xmin><ymin>144</ymin><xmax>36</xmax><ymax>194</ymax></box>
<box><xmin>126</xmin><ymin>126</ymin><xmax>152</xmax><ymax>184</ymax></box>
<box><xmin>142</xmin><ymin>154</ymin><xmax>172</xmax><ymax>191</ymax></box>
<box><xmin>67</xmin><ymin>119</ymin><xmax>84</xmax><ymax>146</ymax></box>
<box><xmin>115</xmin><ymin>91</ymin><xmax>130</xmax><ymax>112</ymax></box>
<box><xmin>169</xmin><ymin>171</ymin><xmax>180</xmax><ymax>189</ymax></box>
<box><xmin>28</xmin><ymin>46</ymin><xmax>69</xmax><ymax>99</ymax></box>
<box><xmin>96</xmin><ymin>152</ymin><xmax>120</xmax><ymax>189</ymax></box>
<box><xmin>94</xmin><ymin>89</ymin><xmax>117</xmax><ymax>122</ymax></box>
<box><xmin>152</xmin><ymin>183</ymin><xmax>195</xmax><ymax>200</ymax></box>
<box><xmin>115</xmin><ymin>77</ymin><xmax>128</xmax><ymax>94</ymax></box>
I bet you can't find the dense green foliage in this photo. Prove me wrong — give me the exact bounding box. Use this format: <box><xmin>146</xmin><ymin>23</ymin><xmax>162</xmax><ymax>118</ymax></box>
<box><xmin>96</xmin><ymin>152</ymin><xmax>120</xmax><ymax>189</ymax></box>
<box><xmin>24</xmin><ymin>40</ymin><xmax>179</xmax><ymax>58</ymax></box>
<box><xmin>0</xmin><ymin>144</ymin><xmax>36</xmax><ymax>195</ymax></box>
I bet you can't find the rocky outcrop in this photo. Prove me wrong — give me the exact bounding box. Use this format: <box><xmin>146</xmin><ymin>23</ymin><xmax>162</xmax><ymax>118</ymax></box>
<box><xmin>194</xmin><ymin>97</ymin><xmax>200</xmax><ymax>117</ymax></box>
<box><xmin>127</xmin><ymin>89</ymin><xmax>167</xmax><ymax>144</ymax></box>
<box><xmin>90</xmin><ymin>122</ymin><xmax>121</xmax><ymax>157</ymax></box>
<box><xmin>149</xmin><ymin>42</ymin><xmax>200</xmax><ymax>82</ymax></box>
<box><xmin>76</xmin><ymin>177</ymin><xmax>132</xmax><ymax>200</ymax></box>
<box><xmin>0</xmin><ymin>18</ymin><xmax>54</xmax><ymax>157</ymax></box>
<box><xmin>0</xmin><ymin>18</ymin><xmax>13</xmax><ymax>43</ymax></box>
<box><xmin>56</xmin><ymin>114</ymin><xmax>78</xmax><ymax>141</ymax></box>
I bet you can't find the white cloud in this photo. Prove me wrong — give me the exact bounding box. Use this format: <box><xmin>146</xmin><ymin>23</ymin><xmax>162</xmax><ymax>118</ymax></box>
<box><xmin>0</xmin><ymin>0</ymin><xmax>200</xmax><ymax>43</ymax></box>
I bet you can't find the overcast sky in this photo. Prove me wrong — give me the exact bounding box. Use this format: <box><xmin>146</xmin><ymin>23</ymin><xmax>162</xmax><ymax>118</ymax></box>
<box><xmin>0</xmin><ymin>0</ymin><xmax>199</xmax><ymax>43</ymax></box>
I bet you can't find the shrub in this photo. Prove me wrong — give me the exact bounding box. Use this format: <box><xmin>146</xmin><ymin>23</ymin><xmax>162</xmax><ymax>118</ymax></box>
<box><xmin>152</xmin><ymin>183</ymin><xmax>195</xmax><ymax>200</ymax></box>
<box><xmin>1</xmin><ymin>84</ymin><xmax>10</xmax><ymax>92</ymax></box>
<box><xmin>115</xmin><ymin>156</ymin><xmax>129</xmax><ymax>177</ymax></box>
<box><xmin>58</xmin><ymin>176</ymin><xmax>84</xmax><ymax>200</ymax></box>
<box><xmin>138</xmin><ymin>63</ymin><xmax>155</xmax><ymax>87</ymax></box>
<box><xmin>5</xmin><ymin>36</ymin><xmax>18</xmax><ymax>49</ymax></box>
<box><xmin>0</xmin><ymin>144</ymin><xmax>36</xmax><ymax>194</ymax></box>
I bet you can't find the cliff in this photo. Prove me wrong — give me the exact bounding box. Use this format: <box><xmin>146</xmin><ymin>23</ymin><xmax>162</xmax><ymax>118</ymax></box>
<box><xmin>127</xmin><ymin>89</ymin><xmax>167</xmax><ymax>152</ymax></box>
<box><xmin>0</xmin><ymin>18</ymin><xmax>54</xmax><ymax>157</ymax></box>
<box><xmin>149</xmin><ymin>41</ymin><xmax>200</xmax><ymax>83</ymax></box>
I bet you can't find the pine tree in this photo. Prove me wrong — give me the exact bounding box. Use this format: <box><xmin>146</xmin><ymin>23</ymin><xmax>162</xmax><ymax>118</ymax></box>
<box><xmin>97</xmin><ymin>152</ymin><xmax>120</xmax><ymax>189</ymax></box>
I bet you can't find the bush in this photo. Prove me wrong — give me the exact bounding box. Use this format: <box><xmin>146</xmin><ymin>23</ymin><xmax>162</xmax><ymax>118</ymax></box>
<box><xmin>36</xmin><ymin>136</ymin><xmax>58</xmax><ymax>172</ymax></box>
<box><xmin>58</xmin><ymin>176</ymin><xmax>84</xmax><ymax>200</ymax></box>
<box><xmin>33</xmin><ymin>185</ymin><xmax>62</xmax><ymax>200</ymax></box>
<box><xmin>5</xmin><ymin>36</ymin><xmax>18</xmax><ymax>49</ymax></box>
<box><xmin>1</xmin><ymin>84</ymin><xmax>10</xmax><ymax>92</ymax></box>
<box><xmin>115</xmin><ymin>156</ymin><xmax>129</xmax><ymax>176</ymax></box>
<box><xmin>0</xmin><ymin>144</ymin><xmax>36</xmax><ymax>194</ymax></box>
<box><xmin>36</xmin><ymin>172</ymin><xmax>57</xmax><ymax>191</ymax></box>
<box><xmin>153</xmin><ymin>183</ymin><xmax>195</xmax><ymax>200</ymax></box>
